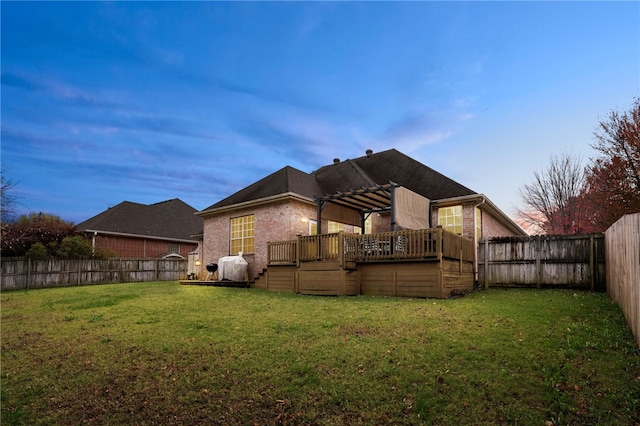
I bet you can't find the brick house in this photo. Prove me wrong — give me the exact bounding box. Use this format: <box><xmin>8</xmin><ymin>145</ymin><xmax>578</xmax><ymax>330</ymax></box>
<box><xmin>196</xmin><ymin>149</ymin><xmax>526</xmax><ymax>281</ymax></box>
<box><xmin>77</xmin><ymin>198</ymin><xmax>203</xmax><ymax>258</ymax></box>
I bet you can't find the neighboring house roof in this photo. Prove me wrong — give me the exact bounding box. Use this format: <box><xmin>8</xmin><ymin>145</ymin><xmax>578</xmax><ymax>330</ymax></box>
<box><xmin>77</xmin><ymin>198</ymin><xmax>203</xmax><ymax>242</ymax></box>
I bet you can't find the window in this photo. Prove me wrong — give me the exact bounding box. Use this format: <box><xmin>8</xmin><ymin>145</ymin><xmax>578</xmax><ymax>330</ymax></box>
<box><xmin>438</xmin><ymin>206</ymin><xmax>463</xmax><ymax>235</ymax></box>
<box><xmin>168</xmin><ymin>243</ymin><xmax>180</xmax><ymax>254</ymax></box>
<box><xmin>230</xmin><ymin>214</ymin><xmax>255</xmax><ymax>255</ymax></box>
<box><xmin>475</xmin><ymin>207</ymin><xmax>482</xmax><ymax>242</ymax></box>
<box><xmin>354</xmin><ymin>216</ymin><xmax>372</xmax><ymax>234</ymax></box>
<box><xmin>328</xmin><ymin>221</ymin><xmax>344</xmax><ymax>233</ymax></box>
<box><xmin>309</xmin><ymin>219</ymin><xmax>318</xmax><ymax>235</ymax></box>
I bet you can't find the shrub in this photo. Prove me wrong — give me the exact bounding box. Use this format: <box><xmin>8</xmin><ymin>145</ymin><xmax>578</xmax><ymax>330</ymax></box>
<box><xmin>25</xmin><ymin>242</ymin><xmax>48</xmax><ymax>259</ymax></box>
<box><xmin>57</xmin><ymin>235</ymin><xmax>93</xmax><ymax>259</ymax></box>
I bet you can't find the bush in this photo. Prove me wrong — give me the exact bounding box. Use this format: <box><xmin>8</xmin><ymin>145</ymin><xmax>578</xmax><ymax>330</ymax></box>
<box><xmin>57</xmin><ymin>235</ymin><xmax>93</xmax><ymax>259</ymax></box>
<box><xmin>25</xmin><ymin>242</ymin><xmax>48</xmax><ymax>259</ymax></box>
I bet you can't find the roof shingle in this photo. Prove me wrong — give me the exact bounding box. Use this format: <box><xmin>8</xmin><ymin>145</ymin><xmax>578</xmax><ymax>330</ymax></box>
<box><xmin>77</xmin><ymin>198</ymin><xmax>203</xmax><ymax>241</ymax></box>
<box><xmin>203</xmin><ymin>149</ymin><xmax>476</xmax><ymax>212</ymax></box>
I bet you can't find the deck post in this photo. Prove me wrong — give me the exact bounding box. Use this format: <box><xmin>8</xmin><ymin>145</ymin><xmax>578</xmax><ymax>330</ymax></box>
<box><xmin>338</xmin><ymin>231</ymin><xmax>345</xmax><ymax>268</ymax></box>
<box><xmin>436</xmin><ymin>227</ymin><xmax>443</xmax><ymax>261</ymax></box>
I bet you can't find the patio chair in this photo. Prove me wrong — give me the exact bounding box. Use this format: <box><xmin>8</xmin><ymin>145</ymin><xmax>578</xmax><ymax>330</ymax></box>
<box><xmin>395</xmin><ymin>235</ymin><xmax>407</xmax><ymax>255</ymax></box>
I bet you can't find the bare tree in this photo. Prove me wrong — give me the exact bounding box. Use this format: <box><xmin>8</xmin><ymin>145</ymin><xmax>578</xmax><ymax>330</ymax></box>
<box><xmin>1</xmin><ymin>168</ymin><xmax>20</xmax><ymax>223</ymax></box>
<box><xmin>517</xmin><ymin>153</ymin><xmax>587</xmax><ymax>234</ymax></box>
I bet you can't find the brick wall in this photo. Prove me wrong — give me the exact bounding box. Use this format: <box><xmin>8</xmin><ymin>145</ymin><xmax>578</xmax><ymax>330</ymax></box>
<box><xmin>202</xmin><ymin>199</ymin><xmax>317</xmax><ymax>279</ymax></box>
<box><xmin>201</xmin><ymin>197</ymin><xmax>519</xmax><ymax>279</ymax></box>
<box><xmin>432</xmin><ymin>203</ymin><xmax>516</xmax><ymax>241</ymax></box>
<box><xmin>481</xmin><ymin>211</ymin><xmax>516</xmax><ymax>238</ymax></box>
<box><xmin>94</xmin><ymin>235</ymin><xmax>197</xmax><ymax>258</ymax></box>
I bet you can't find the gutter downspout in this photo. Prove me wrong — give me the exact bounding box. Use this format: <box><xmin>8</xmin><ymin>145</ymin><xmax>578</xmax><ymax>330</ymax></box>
<box><xmin>92</xmin><ymin>232</ymin><xmax>98</xmax><ymax>254</ymax></box>
<box><xmin>473</xmin><ymin>197</ymin><xmax>486</xmax><ymax>284</ymax></box>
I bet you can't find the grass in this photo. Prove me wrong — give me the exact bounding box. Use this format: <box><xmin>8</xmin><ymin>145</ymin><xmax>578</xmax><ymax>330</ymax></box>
<box><xmin>1</xmin><ymin>282</ymin><xmax>638</xmax><ymax>425</ymax></box>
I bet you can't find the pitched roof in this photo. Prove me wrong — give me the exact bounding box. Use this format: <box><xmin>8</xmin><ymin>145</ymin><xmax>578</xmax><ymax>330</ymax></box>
<box><xmin>77</xmin><ymin>198</ymin><xmax>203</xmax><ymax>241</ymax></box>
<box><xmin>203</xmin><ymin>149</ymin><xmax>476</xmax><ymax>213</ymax></box>
<box><xmin>313</xmin><ymin>149</ymin><xmax>475</xmax><ymax>200</ymax></box>
<box><xmin>204</xmin><ymin>166</ymin><xmax>322</xmax><ymax>210</ymax></box>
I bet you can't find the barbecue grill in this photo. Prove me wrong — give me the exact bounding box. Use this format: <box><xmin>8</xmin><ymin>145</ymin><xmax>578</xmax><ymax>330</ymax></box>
<box><xmin>205</xmin><ymin>263</ymin><xmax>218</xmax><ymax>280</ymax></box>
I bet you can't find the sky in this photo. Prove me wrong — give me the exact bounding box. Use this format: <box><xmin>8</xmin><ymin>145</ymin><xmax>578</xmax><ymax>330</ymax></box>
<box><xmin>2</xmin><ymin>1</ymin><xmax>639</xmax><ymax>225</ymax></box>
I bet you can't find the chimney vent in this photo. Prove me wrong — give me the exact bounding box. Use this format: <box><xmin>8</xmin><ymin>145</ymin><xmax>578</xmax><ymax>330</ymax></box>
<box><xmin>333</xmin><ymin>158</ymin><xmax>340</xmax><ymax>164</ymax></box>
<box><xmin>366</xmin><ymin>149</ymin><xmax>373</xmax><ymax>157</ymax></box>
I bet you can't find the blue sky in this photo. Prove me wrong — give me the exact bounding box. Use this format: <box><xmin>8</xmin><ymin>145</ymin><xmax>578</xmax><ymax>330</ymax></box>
<box><xmin>2</xmin><ymin>1</ymin><xmax>639</xmax><ymax>225</ymax></box>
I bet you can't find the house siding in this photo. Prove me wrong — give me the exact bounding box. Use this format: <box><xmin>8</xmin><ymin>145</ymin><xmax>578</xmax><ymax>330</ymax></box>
<box><xmin>202</xmin><ymin>198</ymin><xmax>316</xmax><ymax>279</ymax></box>
<box><xmin>481</xmin><ymin>211</ymin><xmax>516</xmax><ymax>238</ymax></box>
<box><xmin>431</xmin><ymin>203</ymin><xmax>515</xmax><ymax>241</ymax></box>
<box><xmin>94</xmin><ymin>235</ymin><xmax>196</xmax><ymax>258</ymax></box>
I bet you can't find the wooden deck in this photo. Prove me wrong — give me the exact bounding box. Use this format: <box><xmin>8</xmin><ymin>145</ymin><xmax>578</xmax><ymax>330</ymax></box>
<box><xmin>261</xmin><ymin>228</ymin><xmax>475</xmax><ymax>298</ymax></box>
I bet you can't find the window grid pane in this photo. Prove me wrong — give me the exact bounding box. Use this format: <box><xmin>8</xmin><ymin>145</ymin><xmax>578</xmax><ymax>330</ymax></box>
<box><xmin>230</xmin><ymin>214</ymin><xmax>255</xmax><ymax>255</ymax></box>
<box><xmin>438</xmin><ymin>206</ymin><xmax>463</xmax><ymax>235</ymax></box>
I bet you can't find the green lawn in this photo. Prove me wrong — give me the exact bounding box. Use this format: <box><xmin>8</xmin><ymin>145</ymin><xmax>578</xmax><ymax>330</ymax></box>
<box><xmin>1</xmin><ymin>282</ymin><xmax>638</xmax><ymax>425</ymax></box>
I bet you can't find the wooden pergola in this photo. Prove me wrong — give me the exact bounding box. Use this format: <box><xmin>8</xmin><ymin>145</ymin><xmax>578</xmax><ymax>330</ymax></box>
<box><xmin>315</xmin><ymin>182</ymin><xmax>432</xmax><ymax>234</ymax></box>
<box><xmin>315</xmin><ymin>182</ymin><xmax>396</xmax><ymax>234</ymax></box>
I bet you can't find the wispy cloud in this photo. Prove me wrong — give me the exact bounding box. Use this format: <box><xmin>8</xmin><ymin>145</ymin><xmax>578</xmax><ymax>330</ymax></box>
<box><xmin>2</xmin><ymin>70</ymin><xmax>121</xmax><ymax>108</ymax></box>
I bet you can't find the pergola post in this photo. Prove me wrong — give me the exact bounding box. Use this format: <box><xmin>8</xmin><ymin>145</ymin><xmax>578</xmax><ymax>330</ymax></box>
<box><xmin>390</xmin><ymin>185</ymin><xmax>396</xmax><ymax>231</ymax></box>
<box><xmin>316</xmin><ymin>199</ymin><xmax>324</xmax><ymax>235</ymax></box>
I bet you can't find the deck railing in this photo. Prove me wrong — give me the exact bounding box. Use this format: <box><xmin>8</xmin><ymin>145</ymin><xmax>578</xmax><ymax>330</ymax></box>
<box><xmin>267</xmin><ymin>227</ymin><xmax>475</xmax><ymax>265</ymax></box>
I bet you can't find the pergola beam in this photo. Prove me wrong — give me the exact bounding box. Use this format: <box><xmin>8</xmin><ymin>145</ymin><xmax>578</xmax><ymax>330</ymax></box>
<box><xmin>315</xmin><ymin>182</ymin><xmax>397</xmax><ymax>234</ymax></box>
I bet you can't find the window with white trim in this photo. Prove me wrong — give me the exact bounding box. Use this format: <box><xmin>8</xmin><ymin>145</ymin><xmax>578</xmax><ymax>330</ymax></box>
<box><xmin>438</xmin><ymin>206</ymin><xmax>463</xmax><ymax>235</ymax></box>
<box><xmin>230</xmin><ymin>214</ymin><xmax>255</xmax><ymax>255</ymax></box>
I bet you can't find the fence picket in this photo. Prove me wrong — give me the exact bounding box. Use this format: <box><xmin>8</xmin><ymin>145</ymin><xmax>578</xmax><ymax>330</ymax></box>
<box><xmin>0</xmin><ymin>258</ymin><xmax>187</xmax><ymax>290</ymax></box>
<box><xmin>605</xmin><ymin>213</ymin><xmax>640</xmax><ymax>347</ymax></box>
<box><xmin>478</xmin><ymin>234</ymin><xmax>606</xmax><ymax>290</ymax></box>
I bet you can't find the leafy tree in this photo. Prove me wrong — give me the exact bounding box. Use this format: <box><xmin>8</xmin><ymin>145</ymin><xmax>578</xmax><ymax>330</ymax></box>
<box><xmin>517</xmin><ymin>152</ymin><xmax>591</xmax><ymax>234</ymax></box>
<box><xmin>1</xmin><ymin>212</ymin><xmax>77</xmax><ymax>257</ymax></box>
<box><xmin>584</xmin><ymin>97</ymin><xmax>640</xmax><ymax>230</ymax></box>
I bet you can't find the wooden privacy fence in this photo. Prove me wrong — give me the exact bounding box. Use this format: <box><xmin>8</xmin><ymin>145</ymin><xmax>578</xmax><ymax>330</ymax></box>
<box><xmin>605</xmin><ymin>213</ymin><xmax>640</xmax><ymax>347</ymax></box>
<box><xmin>0</xmin><ymin>258</ymin><xmax>188</xmax><ymax>291</ymax></box>
<box><xmin>478</xmin><ymin>234</ymin><xmax>605</xmax><ymax>290</ymax></box>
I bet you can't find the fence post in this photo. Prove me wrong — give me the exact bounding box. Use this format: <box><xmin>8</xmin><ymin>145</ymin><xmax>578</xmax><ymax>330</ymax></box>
<box><xmin>155</xmin><ymin>259</ymin><xmax>159</xmax><ymax>281</ymax></box>
<box><xmin>26</xmin><ymin>258</ymin><xmax>31</xmax><ymax>290</ymax></box>
<box><xmin>535</xmin><ymin>236</ymin><xmax>542</xmax><ymax>289</ymax></box>
<box><xmin>589</xmin><ymin>234</ymin><xmax>595</xmax><ymax>291</ymax></box>
<box><xmin>484</xmin><ymin>239</ymin><xmax>489</xmax><ymax>289</ymax></box>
